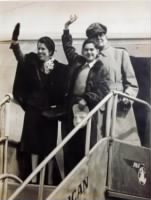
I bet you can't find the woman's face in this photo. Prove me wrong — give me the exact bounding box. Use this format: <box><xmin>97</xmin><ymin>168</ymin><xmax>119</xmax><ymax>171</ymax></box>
<box><xmin>82</xmin><ymin>43</ymin><xmax>99</xmax><ymax>63</ymax></box>
<box><xmin>37</xmin><ymin>42</ymin><xmax>51</xmax><ymax>62</ymax></box>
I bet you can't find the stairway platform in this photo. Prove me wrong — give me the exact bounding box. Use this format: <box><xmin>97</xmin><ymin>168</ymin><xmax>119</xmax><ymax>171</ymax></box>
<box><xmin>4</xmin><ymin>182</ymin><xmax>56</xmax><ymax>200</ymax></box>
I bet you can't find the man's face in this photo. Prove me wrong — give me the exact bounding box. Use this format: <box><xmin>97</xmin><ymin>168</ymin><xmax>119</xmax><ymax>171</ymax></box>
<box><xmin>82</xmin><ymin>43</ymin><xmax>99</xmax><ymax>63</ymax></box>
<box><xmin>90</xmin><ymin>33</ymin><xmax>107</xmax><ymax>50</ymax></box>
<box><xmin>37</xmin><ymin>42</ymin><xmax>51</xmax><ymax>62</ymax></box>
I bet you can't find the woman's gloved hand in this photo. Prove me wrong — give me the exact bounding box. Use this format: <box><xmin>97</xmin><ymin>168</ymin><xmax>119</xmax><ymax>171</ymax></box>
<box><xmin>10</xmin><ymin>23</ymin><xmax>20</xmax><ymax>48</ymax></box>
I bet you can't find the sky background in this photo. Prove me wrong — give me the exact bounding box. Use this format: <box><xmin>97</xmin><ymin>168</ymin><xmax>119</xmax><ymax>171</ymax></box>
<box><xmin>0</xmin><ymin>0</ymin><xmax>150</xmax><ymax>40</ymax></box>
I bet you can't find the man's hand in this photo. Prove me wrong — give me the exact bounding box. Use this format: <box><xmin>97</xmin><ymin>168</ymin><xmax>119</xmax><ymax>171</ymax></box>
<box><xmin>118</xmin><ymin>97</ymin><xmax>131</xmax><ymax>115</ymax></box>
<box><xmin>122</xmin><ymin>97</ymin><xmax>130</xmax><ymax>105</ymax></box>
<box><xmin>64</xmin><ymin>14</ymin><xmax>77</xmax><ymax>29</ymax></box>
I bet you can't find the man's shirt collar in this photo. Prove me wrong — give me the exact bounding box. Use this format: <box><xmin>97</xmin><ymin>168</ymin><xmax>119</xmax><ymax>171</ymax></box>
<box><xmin>85</xmin><ymin>59</ymin><xmax>97</xmax><ymax>69</ymax></box>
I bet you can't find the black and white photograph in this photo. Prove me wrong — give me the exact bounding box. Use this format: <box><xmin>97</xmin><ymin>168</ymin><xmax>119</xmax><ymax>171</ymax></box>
<box><xmin>0</xmin><ymin>1</ymin><xmax>150</xmax><ymax>199</ymax></box>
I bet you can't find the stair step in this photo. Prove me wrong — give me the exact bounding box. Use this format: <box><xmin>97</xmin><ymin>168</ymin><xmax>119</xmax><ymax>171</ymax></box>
<box><xmin>7</xmin><ymin>182</ymin><xmax>56</xmax><ymax>200</ymax></box>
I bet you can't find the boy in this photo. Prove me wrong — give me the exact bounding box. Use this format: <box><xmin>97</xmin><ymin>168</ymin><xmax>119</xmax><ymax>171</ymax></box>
<box><xmin>62</xmin><ymin>15</ymin><xmax>110</xmax><ymax>175</ymax></box>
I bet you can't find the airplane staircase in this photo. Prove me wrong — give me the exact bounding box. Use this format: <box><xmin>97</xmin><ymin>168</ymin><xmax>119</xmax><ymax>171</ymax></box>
<box><xmin>0</xmin><ymin>91</ymin><xmax>151</xmax><ymax>200</ymax></box>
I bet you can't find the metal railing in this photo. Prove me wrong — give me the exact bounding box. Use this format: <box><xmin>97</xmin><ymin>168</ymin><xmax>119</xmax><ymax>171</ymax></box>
<box><xmin>0</xmin><ymin>94</ymin><xmax>13</xmax><ymax>108</ymax></box>
<box><xmin>0</xmin><ymin>94</ymin><xmax>23</xmax><ymax>200</ymax></box>
<box><xmin>7</xmin><ymin>92</ymin><xmax>113</xmax><ymax>200</ymax></box>
<box><xmin>2</xmin><ymin>91</ymin><xmax>150</xmax><ymax>200</ymax></box>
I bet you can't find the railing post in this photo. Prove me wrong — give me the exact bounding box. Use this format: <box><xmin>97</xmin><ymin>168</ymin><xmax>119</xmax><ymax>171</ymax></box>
<box><xmin>2</xmin><ymin>101</ymin><xmax>10</xmax><ymax>200</ymax></box>
<box><xmin>110</xmin><ymin>93</ymin><xmax>118</xmax><ymax>137</ymax></box>
<box><xmin>85</xmin><ymin>118</ymin><xmax>92</xmax><ymax>156</ymax></box>
<box><xmin>38</xmin><ymin>166</ymin><xmax>46</xmax><ymax>200</ymax></box>
<box><xmin>105</xmin><ymin>97</ymin><xmax>113</xmax><ymax>137</ymax></box>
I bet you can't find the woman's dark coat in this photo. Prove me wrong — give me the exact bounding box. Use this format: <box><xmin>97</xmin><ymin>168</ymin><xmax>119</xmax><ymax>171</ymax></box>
<box><xmin>12</xmin><ymin>44</ymin><xmax>69</xmax><ymax>154</ymax></box>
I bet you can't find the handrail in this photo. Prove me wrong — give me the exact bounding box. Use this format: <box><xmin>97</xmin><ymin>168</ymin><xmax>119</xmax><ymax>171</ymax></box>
<box><xmin>0</xmin><ymin>93</ymin><xmax>13</xmax><ymax>108</ymax></box>
<box><xmin>113</xmin><ymin>90</ymin><xmax>151</xmax><ymax>109</ymax></box>
<box><xmin>0</xmin><ymin>93</ymin><xmax>14</xmax><ymax>200</ymax></box>
<box><xmin>0</xmin><ymin>136</ymin><xmax>7</xmax><ymax>143</ymax></box>
<box><xmin>0</xmin><ymin>174</ymin><xmax>23</xmax><ymax>184</ymax></box>
<box><xmin>7</xmin><ymin>91</ymin><xmax>151</xmax><ymax>200</ymax></box>
<box><xmin>8</xmin><ymin>92</ymin><xmax>113</xmax><ymax>200</ymax></box>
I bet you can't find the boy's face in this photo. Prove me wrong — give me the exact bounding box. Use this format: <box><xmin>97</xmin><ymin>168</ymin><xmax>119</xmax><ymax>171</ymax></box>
<box><xmin>82</xmin><ymin>43</ymin><xmax>99</xmax><ymax>63</ymax></box>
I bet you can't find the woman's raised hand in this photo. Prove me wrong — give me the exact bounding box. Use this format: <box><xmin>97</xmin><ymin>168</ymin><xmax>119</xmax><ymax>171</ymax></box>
<box><xmin>12</xmin><ymin>23</ymin><xmax>20</xmax><ymax>41</ymax></box>
<box><xmin>10</xmin><ymin>23</ymin><xmax>20</xmax><ymax>49</ymax></box>
<box><xmin>64</xmin><ymin>14</ymin><xmax>78</xmax><ymax>29</ymax></box>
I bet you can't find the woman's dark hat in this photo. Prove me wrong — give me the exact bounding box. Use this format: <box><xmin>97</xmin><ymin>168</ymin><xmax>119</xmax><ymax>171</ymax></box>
<box><xmin>86</xmin><ymin>23</ymin><xmax>107</xmax><ymax>38</ymax></box>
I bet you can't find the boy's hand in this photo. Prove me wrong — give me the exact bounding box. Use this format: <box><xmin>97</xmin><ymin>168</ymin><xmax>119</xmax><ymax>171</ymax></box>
<box><xmin>64</xmin><ymin>14</ymin><xmax>77</xmax><ymax>29</ymax></box>
<box><xmin>78</xmin><ymin>99</ymin><xmax>87</xmax><ymax>110</ymax></box>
